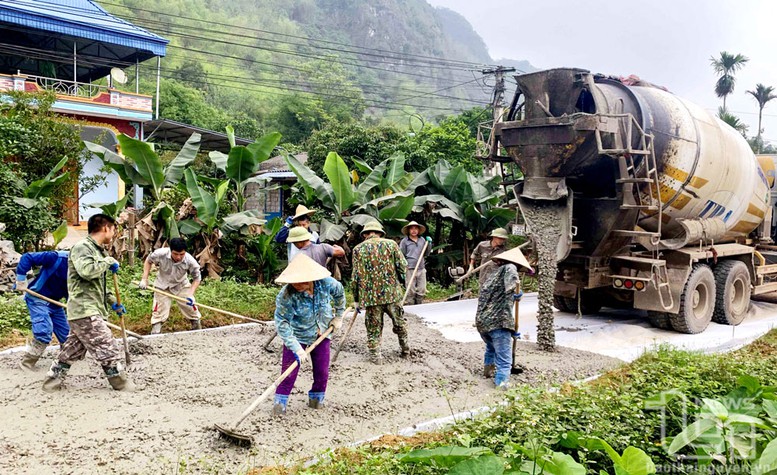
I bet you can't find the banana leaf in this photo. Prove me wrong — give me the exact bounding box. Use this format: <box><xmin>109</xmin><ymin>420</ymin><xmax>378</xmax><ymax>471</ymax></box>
<box><xmin>208</xmin><ymin>150</ymin><xmax>228</xmax><ymax>172</ymax></box>
<box><xmin>225</xmin><ymin>125</ymin><xmax>236</xmax><ymax>148</ymax></box>
<box><xmin>90</xmin><ymin>193</ymin><xmax>130</xmax><ymax>219</ymax></box>
<box><xmin>178</xmin><ymin>219</ymin><xmax>203</xmax><ymax>235</ymax></box>
<box><xmin>379</xmin><ymin>194</ymin><xmax>415</xmax><ymax>220</ymax></box>
<box><xmin>117</xmin><ymin>134</ymin><xmax>165</xmax><ymax>200</ymax></box>
<box><xmin>342</xmin><ymin>213</ymin><xmax>378</xmax><ymax>227</ymax></box>
<box><xmin>351</xmin><ymin>157</ymin><xmax>373</xmax><ymax>174</ymax></box>
<box><xmin>25</xmin><ymin>156</ymin><xmax>70</xmax><ymax>198</ymax></box>
<box><xmin>382</xmin><ymin>153</ymin><xmax>406</xmax><ymax>190</ymax></box>
<box><xmin>52</xmin><ymin>220</ymin><xmax>68</xmax><ymax>247</ymax></box>
<box><xmin>12</xmin><ymin>197</ymin><xmax>39</xmax><ymax>209</ymax></box>
<box><xmin>443</xmin><ymin>165</ymin><xmax>472</xmax><ymax>203</ymax></box>
<box><xmin>226</xmin><ymin>145</ymin><xmax>256</xmax><ymax>186</ymax></box>
<box><xmin>323</xmin><ymin>152</ymin><xmax>355</xmax><ymax>216</ymax></box>
<box><xmin>428</xmin><ymin>160</ymin><xmax>453</xmax><ymax>191</ymax></box>
<box><xmin>357</xmin><ymin>159</ymin><xmax>389</xmax><ymax>201</ymax></box>
<box><xmin>319</xmin><ymin>218</ymin><xmax>348</xmax><ymax>242</ymax></box>
<box><xmin>85</xmin><ymin>141</ymin><xmax>150</xmax><ymax>187</ymax></box>
<box><xmin>222</xmin><ymin>210</ymin><xmax>266</xmax><ymax>234</ymax></box>
<box><xmin>246</xmin><ymin>131</ymin><xmax>282</xmax><ymax>164</ymax></box>
<box><xmin>285</xmin><ymin>154</ymin><xmax>335</xmax><ymax>208</ymax></box>
<box><xmin>154</xmin><ymin>203</ymin><xmax>179</xmax><ymax>238</ymax></box>
<box><xmin>164</xmin><ymin>133</ymin><xmax>201</xmax><ymax>187</ymax></box>
<box><xmin>184</xmin><ymin>169</ymin><xmax>218</xmax><ymax>230</ymax></box>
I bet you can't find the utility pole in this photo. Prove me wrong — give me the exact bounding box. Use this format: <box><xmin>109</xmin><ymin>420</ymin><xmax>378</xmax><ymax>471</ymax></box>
<box><xmin>480</xmin><ymin>66</ymin><xmax>515</xmax><ymax>176</ymax></box>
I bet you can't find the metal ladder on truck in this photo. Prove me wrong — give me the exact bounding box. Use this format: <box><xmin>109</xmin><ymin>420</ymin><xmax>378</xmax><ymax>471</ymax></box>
<box><xmin>595</xmin><ymin>113</ymin><xmax>674</xmax><ymax>310</ymax></box>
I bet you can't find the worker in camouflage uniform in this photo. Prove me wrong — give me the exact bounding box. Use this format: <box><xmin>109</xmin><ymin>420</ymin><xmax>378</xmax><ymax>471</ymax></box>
<box><xmin>469</xmin><ymin>228</ymin><xmax>509</xmax><ymax>288</ymax></box>
<box><xmin>475</xmin><ymin>247</ymin><xmax>533</xmax><ymax>388</ymax></box>
<box><xmin>272</xmin><ymin>254</ymin><xmax>345</xmax><ymax>415</ymax></box>
<box><xmin>352</xmin><ymin>220</ymin><xmax>408</xmax><ymax>364</ymax></box>
<box><xmin>14</xmin><ymin>250</ymin><xmax>69</xmax><ymax>371</ymax></box>
<box><xmin>42</xmin><ymin>214</ymin><xmax>135</xmax><ymax>392</ymax></box>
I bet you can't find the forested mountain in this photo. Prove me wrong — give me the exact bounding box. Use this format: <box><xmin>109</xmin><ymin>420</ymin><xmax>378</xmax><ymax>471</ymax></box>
<box><xmin>103</xmin><ymin>0</ymin><xmax>534</xmax><ymax>143</ymax></box>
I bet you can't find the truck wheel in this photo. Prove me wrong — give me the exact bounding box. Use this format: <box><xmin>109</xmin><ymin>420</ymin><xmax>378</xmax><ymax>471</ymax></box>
<box><xmin>647</xmin><ymin>311</ymin><xmax>672</xmax><ymax>330</ymax></box>
<box><xmin>553</xmin><ymin>295</ymin><xmax>575</xmax><ymax>312</ymax></box>
<box><xmin>670</xmin><ymin>264</ymin><xmax>715</xmax><ymax>334</ymax></box>
<box><xmin>712</xmin><ymin>260</ymin><xmax>751</xmax><ymax>325</ymax></box>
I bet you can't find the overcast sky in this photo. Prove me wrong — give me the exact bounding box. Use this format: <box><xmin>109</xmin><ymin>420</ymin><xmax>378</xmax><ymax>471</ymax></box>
<box><xmin>427</xmin><ymin>0</ymin><xmax>777</xmax><ymax>146</ymax></box>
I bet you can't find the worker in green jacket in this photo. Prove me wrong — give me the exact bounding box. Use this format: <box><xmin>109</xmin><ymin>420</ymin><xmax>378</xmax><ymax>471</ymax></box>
<box><xmin>42</xmin><ymin>214</ymin><xmax>135</xmax><ymax>392</ymax></box>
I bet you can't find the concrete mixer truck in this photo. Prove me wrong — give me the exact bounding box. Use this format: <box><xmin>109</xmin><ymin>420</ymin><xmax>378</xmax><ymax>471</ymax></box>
<box><xmin>493</xmin><ymin>67</ymin><xmax>777</xmax><ymax>334</ymax></box>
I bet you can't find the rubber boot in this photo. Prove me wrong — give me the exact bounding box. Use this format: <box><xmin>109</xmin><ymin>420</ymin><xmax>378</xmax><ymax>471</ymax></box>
<box><xmin>273</xmin><ymin>394</ymin><xmax>288</xmax><ymax>416</ymax></box>
<box><xmin>150</xmin><ymin>323</ymin><xmax>162</xmax><ymax>334</ymax></box>
<box><xmin>42</xmin><ymin>361</ymin><xmax>70</xmax><ymax>392</ymax></box>
<box><xmin>368</xmin><ymin>351</ymin><xmax>383</xmax><ymax>365</ymax></box>
<box><xmin>308</xmin><ymin>392</ymin><xmax>325</xmax><ymax>409</ymax></box>
<box><xmin>484</xmin><ymin>364</ymin><xmax>496</xmax><ymax>379</ymax></box>
<box><xmin>190</xmin><ymin>319</ymin><xmax>202</xmax><ymax>331</ymax></box>
<box><xmin>104</xmin><ymin>365</ymin><xmax>136</xmax><ymax>392</ymax></box>
<box><xmin>399</xmin><ymin>337</ymin><xmax>410</xmax><ymax>358</ymax></box>
<box><xmin>19</xmin><ymin>339</ymin><xmax>47</xmax><ymax>372</ymax></box>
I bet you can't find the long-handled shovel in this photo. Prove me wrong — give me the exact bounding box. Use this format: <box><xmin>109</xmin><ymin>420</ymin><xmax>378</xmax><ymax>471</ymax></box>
<box><xmin>402</xmin><ymin>239</ymin><xmax>429</xmax><ymax>305</ymax></box>
<box><xmin>331</xmin><ymin>306</ymin><xmax>360</xmax><ymax>363</ymax></box>
<box><xmin>23</xmin><ymin>289</ymin><xmax>144</xmax><ymax>339</ymax></box>
<box><xmin>112</xmin><ymin>274</ymin><xmax>131</xmax><ymax>366</ymax></box>
<box><xmin>214</xmin><ymin>325</ymin><xmax>335</xmax><ymax>446</ymax></box>
<box><xmin>136</xmin><ymin>282</ymin><xmax>264</xmax><ymax>324</ymax></box>
<box><xmin>511</xmin><ymin>281</ymin><xmax>524</xmax><ymax>375</ymax></box>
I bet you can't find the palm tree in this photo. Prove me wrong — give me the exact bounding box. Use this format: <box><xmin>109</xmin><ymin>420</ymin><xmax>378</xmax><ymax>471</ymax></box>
<box><xmin>746</xmin><ymin>83</ymin><xmax>777</xmax><ymax>152</ymax></box>
<box><xmin>710</xmin><ymin>52</ymin><xmax>749</xmax><ymax>109</ymax></box>
<box><xmin>718</xmin><ymin>106</ymin><xmax>749</xmax><ymax>137</ymax></box>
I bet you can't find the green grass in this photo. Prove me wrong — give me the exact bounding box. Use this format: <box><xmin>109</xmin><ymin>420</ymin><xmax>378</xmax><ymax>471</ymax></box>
<box><xmin>291</xmin><ymin>330</ymin><xmax>777</xmax><ymax>474</ymax></box>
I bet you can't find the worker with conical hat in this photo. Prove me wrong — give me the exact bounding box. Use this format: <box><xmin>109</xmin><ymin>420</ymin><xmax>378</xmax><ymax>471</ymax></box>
<box><xmin>469</xmin><ymin>228</ymin><xmax>509</xmax><ymax>288</ymax></box>
<box><xmin>352</xmin><ymin>220</ymin><xmax>409</xmax><ymax>364</ymax></box>
<box><xmin>274</xmin><ymin>204</ymin><xmax>321</xmax><ymax>261</ymax></box>
<box><xmin>272</xmin><ymin>254</ymin><xmax>345</xmax><ymax>415</ymax></box>
<box><xmin>475</xmin><ymin>246</ymin><xmax>533</xmax><ymax>389</ymax></box>
<box><xmin>399</xmin><ymin>221</ymin><xmax>432</xmax><ymax>305</ymax></box>
<box><xmin>286</xmin><ymin>226</ymin><xmax>345</xmax><ymax>269</ymax></box>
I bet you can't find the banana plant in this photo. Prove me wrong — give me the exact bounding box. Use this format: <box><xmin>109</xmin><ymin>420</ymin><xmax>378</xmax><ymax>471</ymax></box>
<box><xmin>84</xmin><ymin>132</ymin><xmax>202</xmax><ymax>239</ymax></box>
<box><xmin>285</xmin><ymin>151</ymin><xmax>423</xmax><ymax>241</ymax></box>
<box><xmin>416</xmin><ymin>159</ymin><xmax>514</xmax><ymax>237</ymax></box>
<box><xmin>207</xmin><ymin>128</ymin><xmax>282</xmax><ymax>211</ymax></box>
<box><xmin>13</xmin><ymin>156</ymin><xmax>70</xmax><ymax>209</ymax></box>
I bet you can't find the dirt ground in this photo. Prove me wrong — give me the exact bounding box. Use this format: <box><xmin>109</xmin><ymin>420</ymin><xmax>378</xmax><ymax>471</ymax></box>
<box><xmin>0</xmin><ymin>312</ymin><xmax>621</xmax><ymax>474</ymax></box>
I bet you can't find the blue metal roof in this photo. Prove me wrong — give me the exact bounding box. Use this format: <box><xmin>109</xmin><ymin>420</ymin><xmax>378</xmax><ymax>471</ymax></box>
<box><xmin>0</xmin><ymin>0</ymin><xmax>168</xmax><ymax>57</ymax></box>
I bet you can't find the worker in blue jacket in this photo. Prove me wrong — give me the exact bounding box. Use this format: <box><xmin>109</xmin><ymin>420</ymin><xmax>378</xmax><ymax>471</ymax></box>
<box><xmin>14</xmin><ymin>250</ymin><xmax>70</xmax><ymax>371</ymax></box>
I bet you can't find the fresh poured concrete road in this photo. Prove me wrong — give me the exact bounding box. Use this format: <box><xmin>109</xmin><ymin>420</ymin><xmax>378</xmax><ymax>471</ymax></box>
<box><xmin>408</xmin><ymin>294</ymin><xmax>777</xmax><ymax>362</ymax></box>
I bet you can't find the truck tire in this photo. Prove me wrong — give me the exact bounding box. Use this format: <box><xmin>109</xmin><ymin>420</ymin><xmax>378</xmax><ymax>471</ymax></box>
<box><xmin>712</xmin><ymin>260</ymin><xmax>751</xmax><ymax>325</ymax></box>
<box><xmin>647</xmin><ymin>311</ymin><xmax>672</xmax><ymax>330</ymax></box>
<box><xmin>670</xmin><ymin>264</ymin><xmax>715</xmax><ymax>334</ymax></box>
<box><xmin>553</xmin><ymin>295</ymin><xmax>575</xmax><ymax>312</ymax></box>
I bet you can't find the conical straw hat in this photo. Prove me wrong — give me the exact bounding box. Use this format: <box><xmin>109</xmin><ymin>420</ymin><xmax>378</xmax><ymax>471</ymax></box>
<box><xmin>275</xmin><ymin>254</ymin><xmax>331</xmax><ymax>284</ymax></box>
<box><xmin>286</xmin><ymin>226</ymin><xmax>312</xmax><ymax>243</ymax></box>
<box><xmin>401</xmin><ymin>221</ymin><xmax>426</xmax><ymax>236</ymax></box>
<box><xmin>292</xmin><ymin>205</ymin><xmax>316</xmax><ymax>220</ymax></box>
<box><xmin>492</xmin><ymin>247</ymin><xmax>533</xmax><ymax>272</ymax></box>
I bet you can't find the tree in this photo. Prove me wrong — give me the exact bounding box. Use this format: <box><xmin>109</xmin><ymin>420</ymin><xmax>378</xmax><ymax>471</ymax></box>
<box><xmin>746</xmin><ymin>83</ymin><xmax>777</xmax><ymax>152</ymax></box>
<box><xmin>401</xmin><ymin>118</ymin><xmax>481</xmax><ymax>174</ymax></box>
<box><xmin>717</xmin><ymin>107</ymin><xmax>749</xmax><ymax>137</ymax></box>
<box><xmin>710</xmin><ymin>52</ymin><xmax>749</xmax><ymax>109</ymax></box>
<box><xmin>305</xmin><ymin>121</ymin><xmax>406</xmax><ymax>175</ymax></box>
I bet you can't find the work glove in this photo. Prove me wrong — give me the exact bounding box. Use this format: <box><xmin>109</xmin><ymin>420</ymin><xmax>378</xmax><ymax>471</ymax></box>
<box><xmin>293</xmin><ymin>348</ymin><xmax>310</xmax><ymax>368</ymax></box>
<box><xmin>111</xmin><ymin>303</ymin><xmax>126</xmax><ymax>316</ymax></box>
<box><xmin>106</xmin><ymin>257</ymin><xmax>120</xmax><ymax>274</ymax></box>
<box><xmin>186</xmin><ymin>295</ymin><xmax>196</xmax><ymax>307</ymax></box>
<box><xmin>284</xmin><ymin>216</ymin><xmax>294</xmax><ymax>227</ymax></box>
<box><xmin>424</xmin><ymin>236</ymin><xmax>432</xmax><ymax>244</ymax></box>
<box><xmin>331</xmin><ymin>316</ymin><xmax>343</xmax><ymax>331</ymax></box>
<box><xmin>13</xmin><ymin>276</ymin><xmax>28</xmax><ymax>293</ymax></box>
<box><xmin>513</xmin><ymin>291</ymin><xmax>524</xmax><ymax>302</ymax></box>
<box><xmin>138</xmin><ymin>279</ymin><xmax>148</xmax><ymax>290</ymax></box>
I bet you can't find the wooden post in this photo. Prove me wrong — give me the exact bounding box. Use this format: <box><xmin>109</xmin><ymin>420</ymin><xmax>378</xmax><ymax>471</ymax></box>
<box><xmin>127</xmin><ymin>212</ymin><xmax>136</xmax><ymax>266</ymax></box>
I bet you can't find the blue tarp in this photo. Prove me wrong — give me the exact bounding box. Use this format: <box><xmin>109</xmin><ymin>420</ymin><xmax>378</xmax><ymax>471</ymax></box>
<box><xmin>0</xmin><ymin>0</ymin><xmax>167</xmax><ymax>57</ymax></box>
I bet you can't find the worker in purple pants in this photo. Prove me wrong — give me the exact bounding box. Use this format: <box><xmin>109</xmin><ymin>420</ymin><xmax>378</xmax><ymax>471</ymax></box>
<box><xmin>272</xmin><ymin>254</ymin><xmax>345</xmax><ymax>415</ymax></box>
